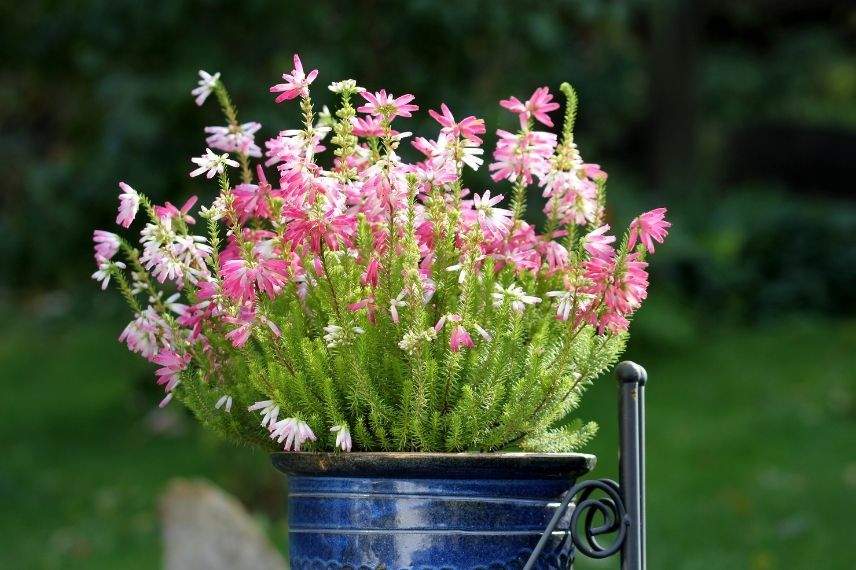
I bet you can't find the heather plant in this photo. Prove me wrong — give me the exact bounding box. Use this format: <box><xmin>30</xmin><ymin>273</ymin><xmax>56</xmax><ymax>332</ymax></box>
<box><xmin>92</xmin><ymin>54</ymin><xmax>670</xmax><ymax>453</ymax></box>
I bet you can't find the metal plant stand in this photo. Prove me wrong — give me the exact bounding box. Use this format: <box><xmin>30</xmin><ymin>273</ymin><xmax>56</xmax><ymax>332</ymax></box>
<box><xmin>524</xmin><ymin>361</ymin><xmax>648</xmax><ymax>570</ymax></box>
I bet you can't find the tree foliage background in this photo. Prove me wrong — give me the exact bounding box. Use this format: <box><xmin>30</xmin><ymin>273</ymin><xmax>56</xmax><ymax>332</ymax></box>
<box><xmin>3</xmin><ymin>0</ymin><xmax>853</xmax><ymax>319</ymax></box>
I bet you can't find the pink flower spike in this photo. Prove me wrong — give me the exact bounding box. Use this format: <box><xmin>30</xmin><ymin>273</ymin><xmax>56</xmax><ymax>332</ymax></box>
<box><xmin>358</xmin><ymin>90</ymin><xmax>419</xmax><ymax>119</ymax></box>
<box><xmin>583</xmin><ymin>225</ymin><xmax>616</xmax><ymax>260</ymax></box>
<box><xmin>116</xmin><ymin>181</ymin><xmax>140</xmax><ymax>228</ymax></box>
<box><xmin>449</xmin><ymin>326</ymin><xmax>475</xmax><ymax>352</ymax></box>
<box><xmin>628</xmin><ymin>208</ymin><xmax>670</xmax><ymax>254</ymax></box>
<box><xmin>270</xmin><ymin>54</ymin><xmax>318</xmax><ymax>103</ymax></box>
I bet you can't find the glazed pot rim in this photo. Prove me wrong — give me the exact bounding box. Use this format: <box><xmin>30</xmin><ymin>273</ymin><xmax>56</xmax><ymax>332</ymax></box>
<box><xmin>271</xmin><ymin>451</ymin><xmax>596</xmax><ymax>480</ymax></box>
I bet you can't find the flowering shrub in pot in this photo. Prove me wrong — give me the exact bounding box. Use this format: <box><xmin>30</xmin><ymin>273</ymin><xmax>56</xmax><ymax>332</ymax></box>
<box><xmin>92</xmin><ymin>54</ymin><xmax>669</xmax><ymax>567</ymax></box>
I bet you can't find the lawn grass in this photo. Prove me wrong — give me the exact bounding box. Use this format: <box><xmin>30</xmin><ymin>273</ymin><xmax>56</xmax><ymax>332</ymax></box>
<box><xmin>0</xmin><ymin>309</ymin><xmax>853</xmax><ymax>568</ymax></box>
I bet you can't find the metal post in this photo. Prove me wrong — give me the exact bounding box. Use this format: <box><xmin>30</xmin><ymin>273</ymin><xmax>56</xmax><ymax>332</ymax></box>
<box><xmin>616</xmin><ymin>361</ymin><xmax>646</xmax><ymax>570</ymax></box>
<box><xmin>524</xmin><ymin>361</ymin><xmax>648</xmax><ymax>570</ymax></box>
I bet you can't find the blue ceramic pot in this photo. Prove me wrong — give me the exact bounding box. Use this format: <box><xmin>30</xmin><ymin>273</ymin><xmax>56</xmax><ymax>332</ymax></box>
<box><xmin>272</xmin><ymin>452</ymin><xmax>595</xmax><ymax>569</ymax></box>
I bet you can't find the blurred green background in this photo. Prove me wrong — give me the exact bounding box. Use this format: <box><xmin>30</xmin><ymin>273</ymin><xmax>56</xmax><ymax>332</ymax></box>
<box><xmin>1</xmin><ymin>1</ymin><xmax>854</xmax><ymax>568</ymax></box>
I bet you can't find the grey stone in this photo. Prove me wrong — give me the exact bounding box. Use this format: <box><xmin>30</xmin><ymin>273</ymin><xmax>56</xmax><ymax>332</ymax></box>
<box><xmin>160</xmin><ymin>479</ymin><xmax>286</xmax><ymax>570</ymax></box>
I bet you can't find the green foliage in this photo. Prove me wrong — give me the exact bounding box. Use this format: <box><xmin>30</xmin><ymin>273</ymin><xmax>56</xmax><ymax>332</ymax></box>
<box><xmin>185</xmin><ymin>234</ymin><xmax>631</xmax><ymax>452</ymax></box>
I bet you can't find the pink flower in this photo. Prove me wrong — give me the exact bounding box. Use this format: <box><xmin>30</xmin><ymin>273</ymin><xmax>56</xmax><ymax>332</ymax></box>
<box><xmin>205</xmin><ymin>122</ymin><xmax>262</xmax><ymax>158</ymax></box>
<box><xmin>155</xmin><ymin>196</ymin><xmax>198</xmax><ymax>224</ymax></box>
<box><xmin>449</xmin><ymin>325</ymin><xmax>475</xmax><ymax>352</ymax></box>
<box><xmin>351</xmin><ymin>115</ymin><xmax>387</xmax><ymax>138</ymax></box>
<box><xmin>434</xmin><ymin>313</ymin><xmax>462</xmax><ymax>332</ymax></box>
<box><xmin>582</xmin><ymin>225</ymin><xmax>616</xmax><ymax>260</ymax></box>
<box><xmin>152</xmin><ymin>348</ymin><xmax>190</xmax><ymax>393</ymax></box>
<box><xmin>583</xmin><ymin>251</ymin><xmax>650</xmax><ymax>333</ymax></box>
<box><xmin>270</xmin><ymin>54</ymin><xmax>318</xmax><ymax>102</ymax></box>
<box><xmin>233</xmin><ymin>167</ymin><xmax>279</xmax><ymax>223</ymax></box>
<box><xmin>265</xmin><ymin>128</ymin><xmax>326</xmax><ymax>168</ymax></box>
<box><xmin>358</xmin><ymin>90</ymin><xmax>419</xmax><ymax>119</ymax></box>
<box><xmin>119</xmin><ymin>307</ymin><xmax>172</xmax><ymax>359</ymax></box>
<box><xmin>542</xmin><ymin>170</ymin><xmax>599</xmax><ymax>226</ymax></box>
<box><xmin>361</xmin><ymin>258</ymin><xmax>380</xmax><ymax>288</ymax></box>
<box><xmin>348</xmin><ymin>297</ymin><xmax>377</xmax><ymax>324</ymax></box>
<box><xmin>541</xmin><ymin>240</ymin><xmax>569</xmax><ymax>274</ymax></box>
<box><xmin>93</xmin><ymin>230</ymin><xmax>120</xmax><ymax>260</ymax></box>
<box><xmin>116</xmin><ymin>181</ymin><xmax>140</xmax><ymax>228</ymax></box>
<box><xmin>221</xmin><ymin>254</ymin><xmax>289</xmax><ymax>302</ymax></box>
<box><xmin>223</xmin><ymin>305</ymin><xmax>281</xmax><ymax>348</ymax></box>
<box><xmin>489</xmin><ymin>129</ymin><xmax>556</xmax><ymax>185</ymax></box>
<box><xmin>283</xmin><ymin>203</ymin><xmax>357</xmax><ymax>253</ymax></box>
<box><xmin>428</xmin><ymin>103</ymin><xmax>486</xmax><ymax>143</ymax></box>
<box><xmin>628</xmin><ymin>207</ymin><xmax>670</xmax><ymax>254</ymax></box>
<box><xmin>500</xmin><ymin>87</ymin><xmax>561</xmax><ymax>128</ymax></box>
<box><xmin>598</xmin><ymin>311</ymin><xmax>631</xmax><ymax>334</ymax></box>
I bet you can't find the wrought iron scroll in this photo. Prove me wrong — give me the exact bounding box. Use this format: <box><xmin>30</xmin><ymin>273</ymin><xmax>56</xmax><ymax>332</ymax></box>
<box><xmin>524</xmin><ymin>360</ymin><xmax>648</xmax><ymax>570</ymax></box>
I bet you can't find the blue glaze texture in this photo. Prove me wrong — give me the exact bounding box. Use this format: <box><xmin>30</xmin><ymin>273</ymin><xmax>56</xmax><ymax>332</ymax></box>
<box><xmin>275</xmin><ymin>453</ymin><xmax>593</xmax><ymax>569</ymax></box>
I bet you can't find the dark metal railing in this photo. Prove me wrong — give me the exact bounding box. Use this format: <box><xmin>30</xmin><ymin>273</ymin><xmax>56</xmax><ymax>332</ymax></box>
<box><xmin>524</xmin><ymin>361</ymin><xmax>648</xmax><ymax>570</ymax></box>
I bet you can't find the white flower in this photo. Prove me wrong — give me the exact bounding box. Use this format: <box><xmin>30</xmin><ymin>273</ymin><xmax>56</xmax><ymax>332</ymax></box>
<box><xmin>192</xmin><ymin>70</ymin><xmax>220</xmax><ymax>106</ymax></box>
<box><xmin>330</xmin><ymin>425</ymin><xmax>353</xmax><ymax>452</ymax></box>
<box><xmin>129</xmin><ymin>269</ymin><xmax>148</xmax><ymax>295</ymax></box>
<box><xmin>91</xmin><ymin>258</ymin><xmax>126</xmax><ymax>290</ymax></box>
<box><xmin>148</xmin><ymin>291</ymin><xmax>187</xmax><ymax>315</ymax></box>
<box><xmin>215</xmin><ymin>394</ymin><xmax>233</xmax><ymax>413</ymax></box>
<box><xmin>328</xmin><ymin>79</ymin><xmax>364</xmax><ymax>94</ymax></box>
<box><xmin>398</xmin><ymin>327</ymin><xmax>438</xmax><ymax>355</ymax></box>
<box><xmin>492</xmin><ymin>283</ymin><xmax>541</xmax><ymax>313</ymax></box>
<box><xmin>389</xmin><ymin>291</ymin><xmax>407</xmax><ymax>324</ymax></box>
<box><xmin>473</xmin><ymin>323</ymin><xmax>492</xmax><ymax>342</ymax></box>
<box><xmin>546</xmin><ymin>290</ymin><xmax>594</xmax><ymax>321</ymax></box>
<box><xmin>459</xmin><ymin>138</ymin><xmax>484</xmax><ymax>171</ymax></box>
<box><xmin>247</xmin><ymin>400</ymin><xmax>280</xmax><ymax>428</ymax></box>
<box><xmin>189</xmin><ymin>148</ymin><xmax>240</xmax><ymax>179</ymax></box>
<box><xmin>473</xmin><ymin>190</ymin><xmax>512</xmax><ymax>238</ymax></box>
<box><xmin>138</xmin><ymin>219</ymin><xmax>212</xmax><ymax>287</ymax></box>
<box><xmin>199</xmin><ymin>195</ymin><xmax>227</xmax><ymax>221</ymax></box>
<box><xmin>445</xmin><ymin>263</ymin><xmax>467</xmax><ymax>284</ymax></box>
<box><xmin>270</xmin><ymin>418</ymin><xmax>317</xmax><ymax>451</ymax></box>
<box><xmin>323</xmin><ymin>324</ymin><xmax>364</xmax><ymax>348</ymax></box>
